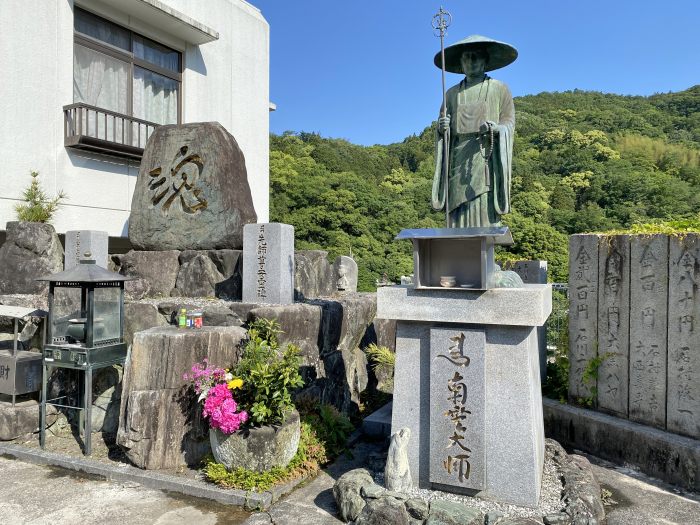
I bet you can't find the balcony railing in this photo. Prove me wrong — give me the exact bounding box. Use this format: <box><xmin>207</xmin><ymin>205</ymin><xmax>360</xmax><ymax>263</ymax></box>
<box><xmin>63</xmin><ymin>103</ymin><xmax>160</xmax><ymax>160</ymax></box>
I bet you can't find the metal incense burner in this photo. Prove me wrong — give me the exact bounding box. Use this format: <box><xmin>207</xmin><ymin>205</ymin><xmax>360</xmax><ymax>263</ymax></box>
<box><xmin>37</xmin><ymin>253</ymin><xmax>131</xmax><ymax>455</ymax></box>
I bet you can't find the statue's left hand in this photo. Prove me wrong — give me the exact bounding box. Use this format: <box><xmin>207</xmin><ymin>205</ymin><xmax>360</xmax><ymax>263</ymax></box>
<box><xmin>479</xmin><ymin>121</ymin><xmax>498</xmax><ymax>134</ymax></box>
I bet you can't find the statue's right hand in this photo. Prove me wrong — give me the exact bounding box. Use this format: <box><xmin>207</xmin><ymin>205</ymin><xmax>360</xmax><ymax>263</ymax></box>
<box><xmin>438</xmin><ymin>115</ymin><xmax>451</xmax><ymax>134</ymax></box>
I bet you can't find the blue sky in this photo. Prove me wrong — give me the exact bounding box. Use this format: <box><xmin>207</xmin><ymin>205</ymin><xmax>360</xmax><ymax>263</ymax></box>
<box><xmin>253</xmin><ymin>0</ymin><xmax>699</xmax><ymax>146</ymax></box>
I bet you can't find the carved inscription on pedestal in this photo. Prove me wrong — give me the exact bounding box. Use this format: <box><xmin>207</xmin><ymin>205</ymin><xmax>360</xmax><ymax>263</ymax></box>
<box><xmin>597</xmin><ymin>235</ymin><xmax>630</xmax><ymax>416</ymax></box>
<box><xmin>568</xmin><ymin>235</ymin><xmax>600</xmax><ymax>401</ymax></box>
<box><xmin>629</xmin><ymin>235</ymin><xmax>668</xmax><ymax>427</ymax></box>
<box><xmin>429</xmin><ymin>328</ymin><xmax>485</xmax><ymax>491</ymax></box>
<box><xmin>667</xmin><ymin>234</ymin><xmax>700</xmax><ymax>438</ymax></box>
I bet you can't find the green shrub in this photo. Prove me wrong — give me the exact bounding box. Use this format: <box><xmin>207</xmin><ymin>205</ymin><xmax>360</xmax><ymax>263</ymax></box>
<box><xmin>14</xmin><ymin>171</ymin><xmax>67</xmax><ymax>223</ymax></box>
<box><xmin>233</xmin><ymin>318</ymin><xmax>304</xmax><ymax>425</ymax></box>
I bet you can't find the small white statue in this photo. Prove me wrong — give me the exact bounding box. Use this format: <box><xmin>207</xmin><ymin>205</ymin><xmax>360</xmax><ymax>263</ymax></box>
<box><xmin>385</xmin><ymin>427</ymin><xmax>412</xmax><ymax>492</ymax></box>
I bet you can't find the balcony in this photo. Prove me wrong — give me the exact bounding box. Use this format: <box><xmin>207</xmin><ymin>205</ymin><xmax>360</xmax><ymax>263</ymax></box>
<box><xmin>63</xmin><ymin>104</ymin><xmax>160</xmax><ymax>160</ymax></box>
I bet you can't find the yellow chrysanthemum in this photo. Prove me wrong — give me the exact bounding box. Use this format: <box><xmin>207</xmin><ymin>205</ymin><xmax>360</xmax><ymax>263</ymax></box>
<box><xmin>227</xmin><ymin>378</ymin><xmax>243</xmax><ymax>390</ymax></box>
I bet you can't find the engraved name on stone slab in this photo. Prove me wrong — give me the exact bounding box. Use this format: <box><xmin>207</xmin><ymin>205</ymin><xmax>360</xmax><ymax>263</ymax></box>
<box><xmin>597</xmin><ymin>235</ymin><xmax>630</xmax><ymax>416</ymax></box>
<box><xmin>629</xmin><ymin>235</ymin><xmax>668</xmax><ymax>428</ymax></box>
<box><xmin>429</xmin><ymin>327</ymin><xmax>485</xmax><ymax>490</ymax></box>
<box><xmin>256</xmin><ymin>224</ymin><xmax>268</xmax><ymax>300</ymax></box>
<box><xmin>667</xmin><ymin>234</ymin><xmax>700</xmax><ymax>437</ymax></box>
<box><xmin>65</xmin><ymin>230</ymin><xmax>108</xmax><ymax>270</ymax></box>
<box><xmin>148</xmin><ymin>145</ymin><xmax>208</xmax><ymax>215</ymax></box>
<box><xmin>568</xmin><ymin>235</ymin><xmax>600</xmax><ymax>400</ymax></box>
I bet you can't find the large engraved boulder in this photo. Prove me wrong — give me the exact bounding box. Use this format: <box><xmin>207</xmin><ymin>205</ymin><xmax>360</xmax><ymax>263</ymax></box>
<box><xmin>116</xmin><ymin>325</ymin><xmax>246</xmax><ymax>469</ymax></box>
<box><xmin>0</xmin><ymin>222</ymin><xmax>64</xmax><ymax>294</ymax></box>
<box><xmin>128</xmin><ymin>122</ymin><xmax>257</xmax><ymax>250</ymax></box>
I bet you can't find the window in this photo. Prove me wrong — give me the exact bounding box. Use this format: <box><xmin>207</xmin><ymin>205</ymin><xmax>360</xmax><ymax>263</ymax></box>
<box><xmin>73</xmin><ymin>7</ymin><xmax>181</xmax><ymax>130</ymax></box>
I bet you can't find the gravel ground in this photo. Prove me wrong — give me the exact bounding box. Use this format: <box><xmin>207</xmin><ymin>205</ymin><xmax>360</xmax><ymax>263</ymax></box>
<box><xmin>373</xmin><ymin>453</ymin><xmax>564</xmax><ymax>520</ymax></box>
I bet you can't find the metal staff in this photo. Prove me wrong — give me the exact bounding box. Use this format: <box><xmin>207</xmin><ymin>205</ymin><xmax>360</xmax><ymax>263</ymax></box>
<box><xmin>432</xmin><ymin>7</ymin><xmax>451</xmax><ymax>227</ymax></box>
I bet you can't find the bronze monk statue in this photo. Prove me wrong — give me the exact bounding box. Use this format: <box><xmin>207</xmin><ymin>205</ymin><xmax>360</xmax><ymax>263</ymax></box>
<box><xmin>432</xmin><ymin>35</ymin><xmax>518</xmax><ymax>228</ymax></box>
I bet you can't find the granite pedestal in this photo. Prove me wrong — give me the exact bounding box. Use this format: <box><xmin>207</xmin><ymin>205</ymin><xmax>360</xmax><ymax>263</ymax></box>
<box><xmin>377</xmin><ymin>284</ymin><xmax>551</xmax><ymax>507</ymax></box>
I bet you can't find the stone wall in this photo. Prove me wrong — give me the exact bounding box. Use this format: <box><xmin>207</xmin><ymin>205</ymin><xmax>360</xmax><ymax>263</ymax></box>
<box><xmin>568</xmin><ymin>233</ymin><xmax>700</xmax><ymax>439</ymax></box>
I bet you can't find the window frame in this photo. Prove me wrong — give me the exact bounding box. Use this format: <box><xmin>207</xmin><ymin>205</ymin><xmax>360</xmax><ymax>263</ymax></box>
<box><xmin>73</xmin><ymin>7</ymin><xmax>183</xmax><ymax>125</ymax></box>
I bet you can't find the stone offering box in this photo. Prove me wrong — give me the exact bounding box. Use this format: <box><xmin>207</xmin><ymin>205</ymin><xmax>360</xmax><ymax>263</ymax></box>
<box><xmin>0</xmin><ymin>305</ymin><xmax>46</xmax><ymax>405</ymax></box>
<box><xmin>396</xmin><ymin>227</ymin><xmax>513</xmax><ymax>290</ymax></box>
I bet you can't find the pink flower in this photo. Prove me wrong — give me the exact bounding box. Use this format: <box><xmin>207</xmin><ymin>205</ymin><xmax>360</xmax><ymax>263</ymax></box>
<box><xmin>202</xmin><ymin>383</ymin><xmax>247</xmax><ymax>434</ymax></box>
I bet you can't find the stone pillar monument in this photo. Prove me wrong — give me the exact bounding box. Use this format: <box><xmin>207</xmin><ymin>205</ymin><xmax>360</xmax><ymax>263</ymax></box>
<box><xmin>377</xmin><ymin>228</ymin><xmax>551</xmax><ymax>507</ymax></box>
<box><xmin>65</xmin><ymin>230</ymin><xmax>109</xmax><ymax>269</ymax></box>
<box><xmin>242</xmin><ymin>223</ymin><xmax>295</xmax><ymax>305</ymax></box>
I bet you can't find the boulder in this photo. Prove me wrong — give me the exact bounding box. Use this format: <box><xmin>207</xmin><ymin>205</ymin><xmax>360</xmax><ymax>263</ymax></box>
<box><xmin>180</xmin><ymin>249</ymin><xmax>242</xmax><ymax>300</ymax></box>
<box><xmin>173</xmin><ymin>254</ymin><xmax>224</xmax><ymax>297</ymax></box>
<box><xmin>294</xmin><ymin>250</ymin><xmax>335</xmax><ymax>300</ymax></box>
<box><xmin>0</xmin><ymin>222</ymin><xmax>63</xmax><ymax>294</ymax></box>
<box><xmin>355</xmin><ymin>496</ymin><xmax>410</xmax><ymax>525</ymax></box>
<box><xmin>0</xmin><ymin>398</ymin><xmax>57</xmax><ymax>440</ymax></box>
<box><xmin>90</xmin><ymin>365</ymin><xmax>122</xmax><ymax>434</ymax></box>
<box><xmin>333</xmin><ymin>468</ymin><xmax>377</xmax><ymax>522</ymax></box>
<box><xmin>546</xmin><ymin>439</ymin><xmax>606</xmax><ymax>525</ymax></box>
<box><xmin>113</xmin><ymin>250</ymin><xmax>180</xmax><ymax>298</ymax></box>
<box><xmin>247</xmin><ymin>303</ymin><xmax>324</xmax><ymax>384</ymax></box>
<box><xmin>116</xmin><ymin>325</ymin><xmax>246</xmax><ymax>469</ymax></box>
<box><xmin>426</xmin><ymin>501</ymin><xmax>483</xmax><ymax>525</ymax></box>
<box><xmin>124</xmin><ymin>302</ymin><xmax>168</xmax><ymax>346</ymax></box>
<box><xmin>128</xmin><ymin>122</ymin><xmax>257</xmax><ymax>250</ymax></box>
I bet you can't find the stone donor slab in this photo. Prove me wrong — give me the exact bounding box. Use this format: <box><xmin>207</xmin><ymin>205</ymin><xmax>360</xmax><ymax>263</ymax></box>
<box><xmin>65</xmin><ymin>230</ymin><xmax>108</xmax><ymax>270</ymax></box>
<box><xmin>568</xmin><ymin>234</ymin><xmax>600</xmax><ymax>402</ymax></box>
<box><xmin>128</xmin><ymin>122</ymin><xmax>257</xmax><ymax>251</ymax></box>
<box><xmin>242</xmin><ymin>223</ymin><xmax>295</xmax><ymax>305</ymax></box>
<box><xmin>380</xmin><ymin>284</ymin><xmax>551</xmax><ymax>507</ymax></box>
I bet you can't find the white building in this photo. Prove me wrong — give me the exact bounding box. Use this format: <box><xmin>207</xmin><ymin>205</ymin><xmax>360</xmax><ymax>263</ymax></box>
<box><xmin>0</xmin><ymin>0</ymin><xmax>270</xmax><ymax>247</ymax></box>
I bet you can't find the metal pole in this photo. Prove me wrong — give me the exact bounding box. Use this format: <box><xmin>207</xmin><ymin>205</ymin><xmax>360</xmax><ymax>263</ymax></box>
<box><xmin>432</xmin><ymin>7</ymin><xmax>452</xmax><ymax>227</ymax></box>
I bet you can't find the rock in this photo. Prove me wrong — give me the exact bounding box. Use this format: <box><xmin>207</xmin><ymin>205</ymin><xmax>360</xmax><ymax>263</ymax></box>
<box><xmin>426</xmin><ymin>500</ymin><xmax>483</xmax><ymax>525</ymax></box>
<box><xmin>114</xmin><ymin>250</ymin><xmax>180</xmax><ymax>298</ymax></box>
<box><xmin>294</xmin><ymin>250</ymin><xmax>335</xmax><ymax>300</ymax></box>
<box><xmin>497</xmin><ymin>519</ymin><xmax>544</xmax><ymax>525</ymax></box>
<box><xmin>355</xmin><ymin>495</ymin><xmax>410</xmax><ymax>525</ymax></box>
<box><xmin>323</xmin><ymin>346</ymin><xmax>368</xmax><ymax>414</ymax></box>
<box><xmin>0</xmin><ymin>222</ymin><xmax>63</xmax><ymax>294</ymax></box>
<box><xmin>175</xmin><ymin>250</ymin><xmax>243</xmax><ymax>300</ymax></box>
<box><xmin>173</xmin><ymin>254</ymin><xmax>224</xmax><ymax>297</ymax></box>
<box><xmin>543</xmin><ymin>514</ymin><xmax>572</xmax><ymax>525</ymax></box>
<box><xmin>128</xmin><ymin>122</ymin><xmax>257</xmax><ymax>250</ymax></box>
<box><xmin>333</xmin><ymin>468</ymin><xmax>378</xmax><ymax>522</ymax></box>
<box><xmin>0</xmin><ymin>398</ymin><xmax>57</xmax><ymax>440</ymax></box>
<box><xmin>157</xmin><ymin>301</ymin><xmax>200</xmax><ymax>324</ymax></box>
<box><xmin>247</xmin><ymin>303</ymin><xmax>324</xmax><ymax>384</ymax></box>
<box><xmin>116</xmin><ymin>326</ymin><xmax>246</xmax><ymax>469</ymax></box>
<box><xmin>385</xmin><ymin>427</ymin><xmax>412</xmax><ymax>491</ymax></box>
<box><xmin>203</xmin><ymin>305</ymin><xmax>241</xmax><ymax>327</ymax></box>
<box><xmin>335</xmin><ymin>255</ymin><xmax>358</xmax><ymax>293</ymax></box>
<box><xmin>405</xmin><ymin>498</ymin><xmax>430</xmax><ymax>521</ymax></box>
<box><xmin>546</xmin><ymin>439</ymin><xmax>605</xmax><ymax>525</ymax></box>
<box><xmin>124</xmin><ymin>302</ymin><xmax>168</xmax><ymax>346</ymax></box>
<box><xmin>361</xmin><ymin>484</ymin><xmax>385</xmax><ymax>499</ymax></box>
<box><xmin>485</xmin><ymin>511</ymin><xmax>504</xmax><ymax>524</ymax></box>
<box><xmin>90</xmin><ymin>366</ymin><xmax>122</xmax><ymax>434</ymax></box>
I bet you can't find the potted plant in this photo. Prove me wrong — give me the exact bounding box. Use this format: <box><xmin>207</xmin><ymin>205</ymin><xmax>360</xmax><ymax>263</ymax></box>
<box><xmin>184</xmin><ymin>318</ymin><xmax>304</xmax><ymax>472</ymax></box>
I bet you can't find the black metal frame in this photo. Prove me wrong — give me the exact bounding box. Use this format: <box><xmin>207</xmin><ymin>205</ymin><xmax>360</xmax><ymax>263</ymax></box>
<box><xmin>40</xmin><ymin>280</ymin><xmax>127</xmax><ymax>456</ymax></box>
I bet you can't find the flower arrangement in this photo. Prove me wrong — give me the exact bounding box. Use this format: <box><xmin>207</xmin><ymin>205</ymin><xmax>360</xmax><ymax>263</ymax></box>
<box><xmin>184</xmin><ymin>318</ymin><xmax>304</xmax><ymax>433</ymax></box>
<box><xmin>184</xmin><ymin>359</ymin><xmax>248</xmax><ymax>434</ymax></box>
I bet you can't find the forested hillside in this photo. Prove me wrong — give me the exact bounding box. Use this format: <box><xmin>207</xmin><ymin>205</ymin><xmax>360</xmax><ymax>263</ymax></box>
<box><xmin>270</xmin><ymin>86</ymin><xmax>700</xmax><ymax>290</ymax></box>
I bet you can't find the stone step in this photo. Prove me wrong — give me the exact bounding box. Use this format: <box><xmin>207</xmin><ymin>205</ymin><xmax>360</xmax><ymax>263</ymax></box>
<box><xmin>362</xmin><ymin>401</ymin><xmax>392</xmax><ymax>438</ymax></box>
